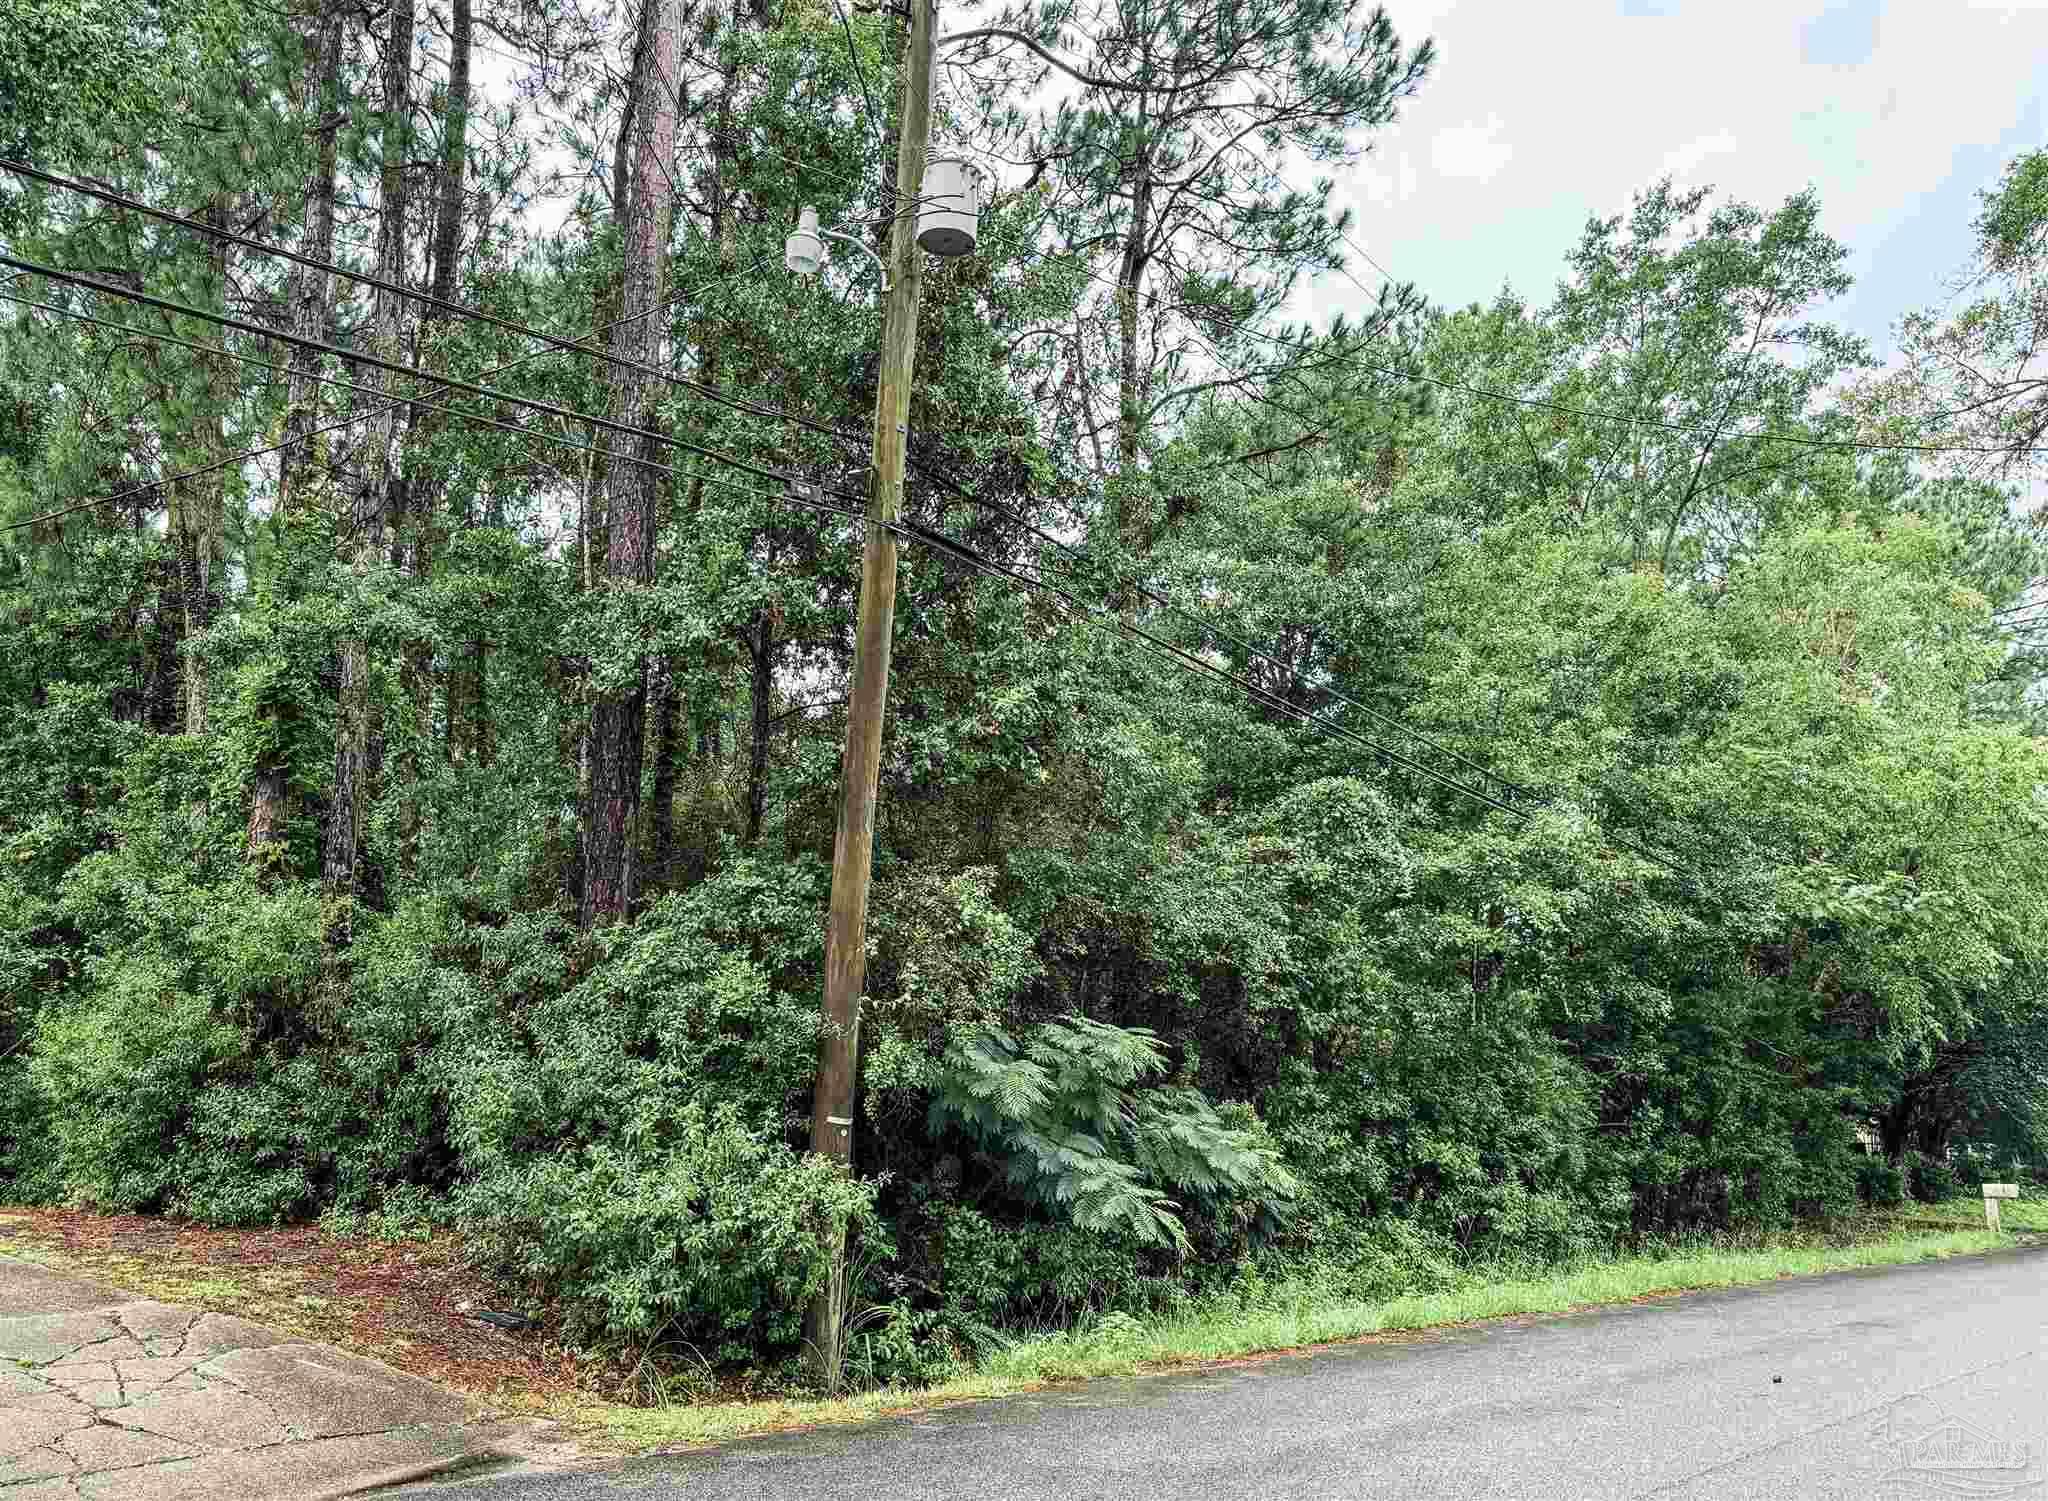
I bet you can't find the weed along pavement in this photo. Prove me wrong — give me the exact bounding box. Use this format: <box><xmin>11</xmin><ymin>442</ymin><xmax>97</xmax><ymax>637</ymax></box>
<box><xmin>0</xmin><ymin>1257</ymin><xmax>559</xmax><ymax>1499</ymax></box>
<box><xmin>398</xmin><ymin>1245</ymin><xmax>2048</xmax><ymax>1501</ymax></box>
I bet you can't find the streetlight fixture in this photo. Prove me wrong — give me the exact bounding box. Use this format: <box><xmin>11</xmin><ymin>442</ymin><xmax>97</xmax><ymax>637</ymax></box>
<box><xmin>786</xmin><ymin>205</ymin><xmax>895</xmax><ymax>290</ymax></box>
<box><xmin>785</xmin><ymin>161</ymin><xmax>984</xmax><ymax>292</ymax></box>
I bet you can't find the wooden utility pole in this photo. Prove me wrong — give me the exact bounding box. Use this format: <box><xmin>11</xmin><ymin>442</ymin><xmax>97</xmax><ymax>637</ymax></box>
<box><xmin>803</xmin><ymin>0</ymin><xmax>938</xmax><ymax>1389</ymax></box>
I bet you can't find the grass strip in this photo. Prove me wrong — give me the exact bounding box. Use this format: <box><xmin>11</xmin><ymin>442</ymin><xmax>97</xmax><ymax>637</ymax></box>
<box><xmin>581</xmin><ymin>1220</ymin><xmax>2026</xmax><ymax>1450</ymax></box>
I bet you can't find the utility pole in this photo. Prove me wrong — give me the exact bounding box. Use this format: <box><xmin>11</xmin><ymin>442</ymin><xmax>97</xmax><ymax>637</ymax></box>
<box><xmin>803</xmin><ymin>0</ymin><xmax>938</xmax><ymax>1389</ymax></box>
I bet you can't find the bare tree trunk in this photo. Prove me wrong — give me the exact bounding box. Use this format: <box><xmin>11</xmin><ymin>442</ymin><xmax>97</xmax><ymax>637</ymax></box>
<box><xmin>579</xmin><ymin>0</ymin><xmax>682</xmax><ymax>928</ymax></box>
<box><xmin>1111</xmin><ymin>175</ymin><xmax>1153</xmax><ymax>559</ymax></box>
<box><xmin>323</xmin><ymin>0</ymin><xmax>414</xmax><ymax>951</ymax></box>
<box><xmin>275</xmin><ymin>0</ymin><xmax>345</xmax><ymax>521</ymax></box>
<box><xmin>649</xmin><ymin>654</ymin><xmax>681</xmax><ymax>884</ymax></box>
<box><xmin>449</xmin><ymin>488</ymin><xmax>499</xmax><ymax>766</ymax></box>
<box><xmin>143</xmin><ymin>556</ymin><xmax>181</xmax><ymax>733</ymax></box>
<box><xmin>745</xmin><ymin>610</ymin><xmax>773</xmax><ymax>843</ymax></box>
<box><xmin>391</xmin><ymin>0</ymin><xmax>472</xmax><ymax>868</ymax></box>
<box><xmin>250</xmin><ymin>0</ymin><xmax>346</xmax><ymax>863</ymax></box>
<box><xmin>428</xmin><ymin>0</ymin><xmax>470</xmax><ymax>313</ymax></box>
<box><xmin>169</xmin><ymin>193</ymin><xmax>234</xmax><ymax>739</ymax></box>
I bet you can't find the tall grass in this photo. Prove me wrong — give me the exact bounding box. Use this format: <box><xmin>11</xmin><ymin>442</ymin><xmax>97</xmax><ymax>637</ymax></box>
<box><xmin>584</xmin><ymin>1212</ymin><xmax>2023</xmax><ymax>1450</ymax></box>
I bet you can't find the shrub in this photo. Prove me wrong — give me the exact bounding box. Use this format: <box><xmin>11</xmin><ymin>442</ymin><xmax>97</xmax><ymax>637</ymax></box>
<box><xmin>29</xmin><ymin>966</ymin><xmax>246</xmax><ymax>1211</ymax></box>
<box><xmin>0</xmin><ymin>1061</ymin><xmax>56</xmax><ymax>1200</ymax></box>
<box><xmin>841</xmin><ymin>1299</ymin><xmax>965</xmax><ymax>1389</ymax></box>
<box><xmin>930</xmin><ymin>1015</ymin><xmax>1297</xmax><ymax>1249</ymax></box>
<box><xmin>1904</xmin><ymin>1151</ymin><xmax>1964</xmax><ymax>1205</ymax></box>
<box><xmin>923</xmin><ymin>1203</ymin><xmax>1168</xmax><ymax>1332</ymax></box>
<box><xmin>1855</xmin><ymin>1154</ymin><xmax>1906</xmax><ymax>1206</ymax></box>
<box><xmin>459</xmin><ymin>1104</ymin><xmax>876</xmax><ymax>1365</ymax></box>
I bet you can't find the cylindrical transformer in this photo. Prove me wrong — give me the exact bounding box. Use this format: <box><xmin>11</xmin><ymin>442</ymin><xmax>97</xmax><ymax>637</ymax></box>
<box><xmin>917</xmin><ymin>157</ymin><xmax>981</xmax><ymax>258</ymax></box>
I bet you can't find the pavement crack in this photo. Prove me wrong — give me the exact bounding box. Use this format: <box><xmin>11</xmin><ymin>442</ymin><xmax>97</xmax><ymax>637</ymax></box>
<box><xmin>42</xmin><ymin>1323</ymin><xmax>131</xmax><ymax>1367</ymax></box>
<box><xmin>195</xmin><ymin>1350</ymin><xmax>303</xmax><ymax>1441</ymax></box>
<box><xmin>165</xmin><ymin>1308</ymin><xmax>203</xmax><ymax>1360</ymax></box>
<box><xmin>1637</xmin><ymin>1346</ymin><xmax>2043</xmax><ymax>1498</ymax></box>
<box><xmin>0</xmin><ymin>1445</ymin><xmax>80</xmax><ymax>1482</ymax></box>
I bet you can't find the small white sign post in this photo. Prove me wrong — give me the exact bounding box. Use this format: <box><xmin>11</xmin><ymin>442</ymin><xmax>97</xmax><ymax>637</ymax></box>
<box><xmin>1981</xmin><ymin>1182</ymin><xmax>2018</xmax><ymax>1232</ymax></box>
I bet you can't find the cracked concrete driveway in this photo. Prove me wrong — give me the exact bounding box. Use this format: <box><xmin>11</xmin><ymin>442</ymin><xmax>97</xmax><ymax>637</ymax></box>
<box><xmin>0</xmin><ymin>1256</ymin><xmax>540</xmax><ymax>1500</ymax></box>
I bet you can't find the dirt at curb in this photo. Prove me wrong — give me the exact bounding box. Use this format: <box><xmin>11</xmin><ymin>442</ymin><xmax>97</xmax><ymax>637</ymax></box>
<box><xmin>0</xmin><ymin>1206</ymin><xmax>585</xmax><ymax>1420</ymax></box>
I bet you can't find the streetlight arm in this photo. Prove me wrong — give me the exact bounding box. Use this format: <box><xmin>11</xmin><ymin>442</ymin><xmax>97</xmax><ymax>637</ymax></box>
<box><xmin>816</xmin><ymin>226</ymin><xmax>892</xmax><ymax>292</ymax></box>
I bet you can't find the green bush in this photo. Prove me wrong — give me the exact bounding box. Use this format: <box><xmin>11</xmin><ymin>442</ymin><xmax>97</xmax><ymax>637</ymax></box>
<box><xmin>29</xmin><ymin>966</ymin><xmax>246</xmax><ymax>1211</ymax></box>
<box><xmin>1904</xmin><ymin>1151</ymin><xmax>1964</xmax><ymax>1205</ymax></box>
<box><xmin>0</xmin><ymin>1060</ymin><xmax>56</xmax><ymax>1200</ymax></box>
<box><xmin>841</xmin><ymin>1299</ymin><xmax>966</xmax><ymax>1389</ymax></box>
<box><xmin>923</xmin><ymin>1203</ymin><xmax>1170</xmax><ymax>1332</ymax></box>
<box><xmin>459</xmin><ymin>1104</ymin><xmax>877</xmax><ymax>1365</ymax></box>
<box><xmin>1855</xmin><ymin>1154</ymin><xmax>1906</xmax><ymax>1206</ymax></box>
<box><xmin>930</xmin><ymin>1015</ymin><xmax>1297</xmax><ymax>1249</ymax></box>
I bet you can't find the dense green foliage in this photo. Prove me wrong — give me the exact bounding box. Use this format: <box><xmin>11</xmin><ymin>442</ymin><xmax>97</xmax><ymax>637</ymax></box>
<box><xmin>3</xmin><ymin>0</ymin><xmax>2046</xmax><ymax>1390</ymax></box>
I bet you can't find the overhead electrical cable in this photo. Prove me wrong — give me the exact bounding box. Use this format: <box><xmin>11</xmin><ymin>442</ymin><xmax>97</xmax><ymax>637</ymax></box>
<box><xmin>0</xmin><ymin>252</ymin><xmax>824</xmax><ymax>490</ymax></box>
<box><xmin>0</xmin><ymin>163</ymin><xmax>886</xmax><ymax>463</ymax></box>
<box><xmin>0</xmin><ymin>207</ymin><xmax>1652</xmax><ymax>823</ymax></box>
<box><xmin>0</xmin><ymin>180</ymin><xmax>1833</xmax><ymax>882</ymax></box>
<box><xmin>0</xmin><ymin>245</ymin><xmax>782</xmax><ymax>534</ymax></box>
<box><xmin>1</xmin><ymin>270</ymin><xmax>1621</xmax><ymax>857</ymax></box>
<box><xmin>0</xmin><ymin>290</ymin><xmax>821</xmax><ymax>517</ymax></box>
<box><xmin>725</xmin><ymin>145</ymin><xmax>2047</xmax><ymax>461</ymax></box>
<box><xmin>828</xmin><ymin>0</ymin><xmax>887</xmax><ymax>158</ymax></box>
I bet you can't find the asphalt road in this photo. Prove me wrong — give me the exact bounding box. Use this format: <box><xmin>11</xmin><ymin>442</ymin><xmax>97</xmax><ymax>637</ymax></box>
<box><xmin>424</xmin><ymin>1246</ymin><xmax>2047</xmax><ymax>1501</ymax></box>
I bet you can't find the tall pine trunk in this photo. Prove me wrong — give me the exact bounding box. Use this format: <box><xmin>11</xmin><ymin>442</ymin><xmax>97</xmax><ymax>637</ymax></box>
<box><xmin>428</xmin><ymin>0</ymin><xmax>486</xmax><ymax>768</ymax></box>
<box><xmin>392</xmin><ymin>0</ymin><xmax>473</xmax><ymax>868</ymax></box>
<box><xmin>745</xmin><ymin>611</ymin><xmax>773</xmax><ymax>843</ymax></box>
<box><xmin>323</xmin><ymin>0</ymin><xmax>413</xmax><ymax>951</ymax></box>
<box><xmin>649</xmin><ymin>654</ymin><xmax>681</xmax><ymax>883</ymax></box>
<box><xmin>169</xmin><ymin>192</ymin><xmax>235</xmax><ymax>739</ymax></box>
<box><xmin>579</xmin><ymin>0</ymin><xmax>682</xmax><ymax>927</ymax></box>
<box><xmin>249</xmin><ymin>0</ymin><xmax>345</xmax><ymax>861</ymax></box>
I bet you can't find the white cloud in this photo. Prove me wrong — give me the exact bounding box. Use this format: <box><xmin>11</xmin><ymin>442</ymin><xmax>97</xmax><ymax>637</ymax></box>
<box><xmin>1294</xmin><ymin>0</ymin><xmax>2048</xmax><ymax>347</ymax></box>
<box><xmin>1431</xmin><ymin>114</ymin><xmax>1513</xmax><ymax>183</ymax></box>
<box><xmin>1660</xmin><ymin>130</ymin><xmax>1739</xmax><ymax>183</ymax></box>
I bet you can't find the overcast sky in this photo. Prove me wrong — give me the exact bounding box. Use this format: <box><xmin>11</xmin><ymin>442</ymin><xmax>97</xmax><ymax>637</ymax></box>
<box><xmin>1301</xmin><ymin>0</ymin><xmax>2048</xmax><ymax>359</ymax></box>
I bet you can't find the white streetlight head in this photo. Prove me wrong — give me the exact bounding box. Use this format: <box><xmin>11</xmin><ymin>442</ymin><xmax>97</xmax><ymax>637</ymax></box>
<box><xmin>917</xmin><ymin>157</ymin><xmax>982</xmax><ymax>258</ymax></box>
<box><xmin>785</xmin><ymin>205</ymin><xmax>824</xmax><ymax>276</ymax></box>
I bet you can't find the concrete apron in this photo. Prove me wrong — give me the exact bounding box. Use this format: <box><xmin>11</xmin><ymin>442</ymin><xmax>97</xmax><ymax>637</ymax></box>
<box><xmin>0</xmin><ymin>1256</ymin><xmax>538</xmax><ymax>1500</ymax></box>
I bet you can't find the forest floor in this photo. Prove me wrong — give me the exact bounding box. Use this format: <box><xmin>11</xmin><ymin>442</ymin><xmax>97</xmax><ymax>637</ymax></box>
<box><xmin>1</xmin><ymin>1201</ymin><xmax>2042</xmax><ymax>1456</ymax></box>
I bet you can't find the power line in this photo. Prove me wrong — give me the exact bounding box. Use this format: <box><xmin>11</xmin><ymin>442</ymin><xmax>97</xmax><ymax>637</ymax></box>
<box><xmin>0</xmin><ymin>250</ymin><xmax>780</xmax><ymax>535</ymax></box>
<box><xmin>0</xmin><ymin>251</ymin><xmax>827</xmax><ymax>491</ymax></box>
<box><xmin>3</xmin><ymin>288</ymin><xmax>876</xmax><ymax>524</ymax></box>
<box><xmin>2</xmin><ymin>250</ymin><xmax>1578</xmax><ymax>852</ymax></box>
<box><xmin>1339</xmin><ymin>228</ymin><xmax>1399</xmax><ymax>290</ymax></box>
<box><xmin>829</xmin><ymin>0</ymin><xmax>887</xmax><ymax>159</ymax></box>
<box><xmin>905</xmin><ymin>442</ymin><xmax>1546</xmax><ymax>807</ymax></box>
<box><xmin>758</xmin><ymin>146</ymin><xmax>2048</xmax><ymax>461</ymax></box>
<box><xmin>0</xmin><ymin>185</ymin><xmax>1893</xmax><ymax>882</ymax></box>
<box><xmin>0</xmin><ymin>210</ymin><xmax>1678</xmax><ymax>857</ymax></box>
<box><xmin>0</xmin><ymin>162</ymin><xmax>884</xmax><ymax>466</ymax></box>
<box><xmin>1</xmin><ymin>270</ymin><xmax>1603</xmax><ymax>850</ymax></box>
<box><xmin>7</xmin><ymin>265</ymin><xmax>1569</xmax><ymax>835</ymax></box>
<box><xmin>0</xmin><ymin>290</ymin><xmax>809</xmax><ymax>519</ymax></box>
<box><xmin>0</xmin><ymin>180</ymin><xmax>1870</xmax><ymax>882</ymax></box>
<box><xmin>889</xmin><ymin>508</ymin><xmax>1710</xmax><ymax>885</ymax></box>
